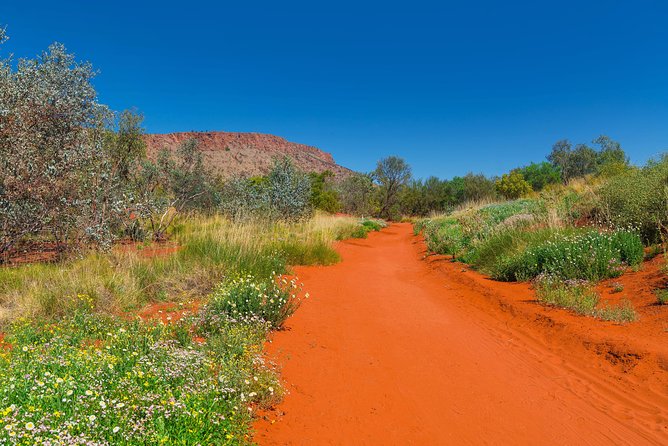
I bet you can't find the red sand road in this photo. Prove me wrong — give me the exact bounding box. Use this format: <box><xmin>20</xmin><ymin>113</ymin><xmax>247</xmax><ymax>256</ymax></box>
<box><xmin>254</xmin><ymin>223</ymin><xmax>668</xmax><ymax>445</ymax></box>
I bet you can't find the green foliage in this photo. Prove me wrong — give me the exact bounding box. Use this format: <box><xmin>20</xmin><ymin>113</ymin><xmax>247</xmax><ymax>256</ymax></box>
<box><xmin>220</xmin><ymin>157</ymin><xmax>313</xmax><ymax>221</ymax></box>
<box><xmin>492</xmin><ymin>229</ymin><xmax>643</xmax><ymax>282</ymax></box>
<box><xmin>495</xmin><ymin>171</ymin><xmax>533</xmax><ymax>199</ymax></box>
<box><xmin>0</xmin><ymin>306</ymin><xmax>275</xmax><ymax>444</ymax></box>
<box><xmin>534</xmin><ymin>274</ymin><xmax>636</xmax><ymax>322</ymax></box>
<box><xmin>419</xmin><ymin>199</ymin><xmax>544</xmax><ymax>258</ymax></box>
<box><xmin>547</xmin><ymin>135</ymin><xmax>628</xmax><ymax>183</ymax></box>
<box><xmin>373</xmin><ymin>156</ymin><xmax>412</xmax><ymax>220</ymax></box>
<box><xmin>514</xmin><ymin>162</ymin><xmax>561</xmax><ymax>191</ymax></box>
<box><xmin>534</xmin><ymin>274</ymin><xmax>599</xmax><ymax>315</ymax></box>
<box><xmin>0</xmin><ymin>35</ymin><xmax>115</xmax><ymax>254</ymax></box>
<box><xmin>399</xmin><ymin>177</ymin><xmax>453</xmax><ymax>216</ymax></box>
<box><xmin>267</xmin><ymin>158</ymin><xmax>313</xmax><ymax>220</ymax></box>
<box><xmin>597</xmin><ymin>156</ymin><xmax>668</xmax><ymax>243</ymax></box>
<box><xmin>460</xmin><ymin>173</ymin><xmax>497</xmax><ymax>202</ymax></box>
<box><xmin>655</xmin><ymin>288</ymin><xmax>668</xmax><ymax>305</ymax></box>
<box><xmin>309</xmin><ymin>171</ymin><xmax>341</xmax><ymax>213</ymax></box>
<box><xmin>202</xmin><ymin>273</ymin><xmax>300</xmax><ymax>330</ymax></box>
<box><xmin>336</xmin><ymin>173</ymin><xmax>377</xmax><ymax>216</ymax></box>
<box><xmin>346</xmin><ymin>218</ymin><xmax>386</xmax><ymax>239</ymax></box>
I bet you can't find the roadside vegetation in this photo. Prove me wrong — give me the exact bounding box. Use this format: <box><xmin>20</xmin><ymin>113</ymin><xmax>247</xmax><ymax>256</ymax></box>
<box><xmin>0</xmin><ymin>30</ymin><xmax>386</xmax><ymax>445</ymax></box>
<box><xmin>415</xmin><ymin>141</ymin><xmax>667</xmax><ymax>322</ymax></box>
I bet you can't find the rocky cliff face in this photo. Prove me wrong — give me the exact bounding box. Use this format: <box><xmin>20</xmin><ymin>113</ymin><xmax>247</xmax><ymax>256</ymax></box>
<box><xmin>144</xmin><ymin>132</ymin><xmax>352</xmax><ymax>178</ymax></box>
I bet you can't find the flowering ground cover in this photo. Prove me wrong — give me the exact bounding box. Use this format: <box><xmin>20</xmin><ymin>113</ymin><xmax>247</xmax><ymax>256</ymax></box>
<box><xmin>0</xmin><ymin>215</ymin><xmax>374</xmax><ymax>445</ymax></box>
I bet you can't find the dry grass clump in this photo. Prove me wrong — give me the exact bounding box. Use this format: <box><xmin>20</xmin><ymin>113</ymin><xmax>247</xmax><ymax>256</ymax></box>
<box><xmin>0</xmin><ymin>213</ymin><xmax>364</xmax><ymax>322</ymax></box>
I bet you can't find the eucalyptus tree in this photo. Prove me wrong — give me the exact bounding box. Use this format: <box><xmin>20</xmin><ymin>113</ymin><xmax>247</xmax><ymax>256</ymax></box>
<box><xmin>373</xmin><ymin>156</ymin><xmax>412</xmax><ymax>220</ymax></box>
<box><xmin>0</xmin><ymin>29</ymin><xmax>129</xmax><ymax>255</ymax></box>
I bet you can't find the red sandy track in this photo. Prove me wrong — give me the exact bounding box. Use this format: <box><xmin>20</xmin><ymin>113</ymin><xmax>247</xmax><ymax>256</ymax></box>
<box><xmin>254</xmin><ymin>223</ymin><xmax>667</xmax><ymax>445</ymax></box>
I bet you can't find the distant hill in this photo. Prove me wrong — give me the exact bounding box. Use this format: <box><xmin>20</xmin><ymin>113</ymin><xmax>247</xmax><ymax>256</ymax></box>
<box><xmin>144</xmin><ymin>131</ymin><xmax>352</xmax><ymax>178</ymax></box>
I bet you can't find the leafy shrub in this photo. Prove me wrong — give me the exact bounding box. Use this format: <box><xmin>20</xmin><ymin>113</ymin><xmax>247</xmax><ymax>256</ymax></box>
<box><xmin>597</xmin><ymin>156</ymin><xmax>668</xmax><ymax>243</ymax></box>
<box><xmin>495</xmin><ymin>171</ymin><xmax>533</xmax><ymax>199</ymax></box>
<box><xmin>336</xmin><ymin>173</ymin><xmax>377</xmax><ymax>216</ymax></box>
<box><xmin>0</xmin><ymin>33</ymin><xmax>114</xmax><ymax>254</ymax></box>
<box><xmin>420</xmin><ymin>217</ymin><xmax>467</xmax><ymax>256</ymax></box>
<box><xmin>201</xmin><ymin>274</ymin><xmax>300</xmax><ymax>330</ymax></box>
<box><xmin>493</xmin><ymin>229</ymin><xmax>643</xmax><ymax>281</ymax></box>
<box><xmin>309</xmin><ymin>170</ymin><xmax>341</xmax><ymax>213</ymax></box>
<box><xmin>220</xmin><ymin>157</ymin><xmax>313</xmax><ymax>221</ymax></box>
<box><xmin>655</xmin><ymin>289</ymin><xmax>668</xmax><ymax>305</ymax></box>
<box><xmin>515</xmin><ymin>162</ymin><xmax>562</xmax><ymax>191</ymax></box>
<box><xmin>362</xmin><ymin>219</ymin><xmax>384</xmax><ymax>232</ymax></box>
<box><xmin>460</xmin><ymin>227</ymin><xmax>556</xmax><ymax>274</ymax></box>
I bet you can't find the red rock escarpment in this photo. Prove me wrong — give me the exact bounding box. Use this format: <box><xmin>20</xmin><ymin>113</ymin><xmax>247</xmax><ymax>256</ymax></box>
<box><xmin>144</xmin><ymin>131</ymin><xmax>352</xmax><ymax>178</ymax></box>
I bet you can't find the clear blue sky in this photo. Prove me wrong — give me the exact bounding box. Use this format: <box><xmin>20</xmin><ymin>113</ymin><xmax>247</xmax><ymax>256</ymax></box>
<box><xmin>3</xmin><ymin>1</ymin><xmax>667</xmax><ymax>178</ymax></box>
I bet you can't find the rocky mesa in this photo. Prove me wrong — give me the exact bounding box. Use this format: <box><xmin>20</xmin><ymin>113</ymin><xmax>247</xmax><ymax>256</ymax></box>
<box><xmin>144</xmin><ymin>131</ymin><xmax>352</xmax><ymax>178</ymax></box>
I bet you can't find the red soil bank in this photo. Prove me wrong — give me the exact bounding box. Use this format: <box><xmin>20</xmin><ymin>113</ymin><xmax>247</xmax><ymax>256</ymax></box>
<box><xmin>254</xmin><ymin>223</ymin><xmax>667</xmax><ymax>445</ymax></box>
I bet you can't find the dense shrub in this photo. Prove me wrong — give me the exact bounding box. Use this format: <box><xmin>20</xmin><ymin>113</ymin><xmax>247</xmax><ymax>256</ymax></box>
<box><xmin>492</xmin><ymin>229</ymin><xmax>643</xmax><ymax>281</ymax></box>
<box><xmin>220</xmin><ymin>157</ymin><xmax>313</xmax><ymax>221</ymax></box>
<box><xmin>0</xmin><ymin>32</ymin><xmax>114</xmax><ymax>254</ymax></box>
<box><xmin>514</xmin><ymin>162</ymin><xmax>561</xmax><ymax>191</ymax></box>
<box><xmin>547</xmin><ymin>135</ymin><xmax>628</xmax><ymax>183</ymax></box>
<box><xmin>399</xmin><ymin>177</ymin><xmax>453</xmax><ymax>216</ymax></box>
<box><xmin>495</xmin><ymin>171</ymin><xmax>533</xmax><ymax>199</ymax></box>
<box><xmin>419</xmin><ymin>199</ymin><xmax>545</xmax><ymax>257</ymax></box>
<box><xmin>597</xmin><ymin>156</ymin><xmax>668</xmax><ymax>243</ymax></box>
<box><xmin>309</xmin><ymin>170</ymin><xmax>341</xmax><ymax>213</ymax></box>
<box><xmin>336</xmin><ymin>173</ymin><xmax>377</xmax><ymax>216</ymax></box>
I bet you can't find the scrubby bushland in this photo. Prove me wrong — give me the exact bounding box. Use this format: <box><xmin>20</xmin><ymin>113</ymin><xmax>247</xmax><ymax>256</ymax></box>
<box><xmin>126</xmin><ymin>138</ymin><xmax>222</xmax><ymax>242</ymax></box>
<box><xmin>547</xmin><ymin>135</ymin><xmax>628</xmax><ymax>183</ymax></box>
<box><xmin>336</xmin><ymin>173</ymin><xmax>377</xmax><ymax>216</ymax></box>
<box><xmin>0</xmin><ymin>212</ymin><xmax>373</xmax><ymax>443</ymax></box>
<box><xmin>220</xmin><ymin>157</ymin><xmax>313</xmax><ymax>221</ymax></box>
<box><xmin>0</xmin><ymin>213</ymin><xmax>365</xmax><ymax>320</ymax></box>
<box><xmin>399</xmin><ymin>177</ymin><xmax>454</xmax><ymax>216</ymax></box>
<box><xmin>597</xmin><ymin>155</ymin><xmax>668</xmax><ymax>244</ymax></box>
<box><xmin>417</xmin><ymin>199</ymin><xmax>644</xmax><ymax>282</ymax></box>
<box><xmin>419</xmin><ymin>199</ymin><xmax>545</xmax><ymax>258</ymax></box>
<box><xmin>309</xmin><ymin>170</ymin><xmax>341</xmax><ymax>213</ymax></box>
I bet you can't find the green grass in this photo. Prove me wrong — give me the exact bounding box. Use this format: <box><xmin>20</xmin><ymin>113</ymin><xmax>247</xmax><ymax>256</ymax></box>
<box><xmin>534</xmin><ymin>274</ymin><xmax>637</xmax><ymax>322</ymax></box>
<box><xmin>417</xmin><ymin>198</ymin><xmax>643</xmax><ymax>283</ymax></box>
<box><xmin>0</xmin><ymin>299</ymin><xmax>276</xmax><ymax>444</ymax></box>
<box><xmin>492</xmin><ymin>229</ymin><xmax>643</xmax><ymax>282</ymax></box>
<box><xmin>0</xmin><ymin>214</ymin><xmax>366</xmax><ymax>321</ymax></box>
<box><xmin>418</xmin><ymin>199</ymin><xmax>545</xmax><ymax>257</ymax></box>
<box><xmin>0</xmin><ymin>213</ymin><xmax>374</xmax><ymax>444</ymax></box>
<box><xmin>534</xmin><ymin>275</ymin><xmax>600</xmax><ymax>316</ymax></box>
